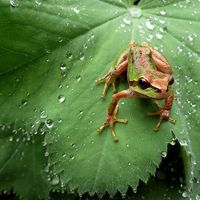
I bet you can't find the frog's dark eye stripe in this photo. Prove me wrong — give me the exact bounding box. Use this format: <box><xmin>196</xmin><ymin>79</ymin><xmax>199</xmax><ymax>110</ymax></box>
<box><xmin>138</xmin><ymin>78</ymin><xmax>150</xmax><ymax>89</ymax></box>
<box><xmin>169</xmin><ymin>77</ymin><xmax>174</xmax><ymax>85</ymax></box>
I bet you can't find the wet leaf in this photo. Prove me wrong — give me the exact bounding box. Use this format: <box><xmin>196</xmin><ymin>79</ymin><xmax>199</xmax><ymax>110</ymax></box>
<box><xmin>0</xmin><ymin>0</ymin><xmax>200</xmax><ymax>198</ymax></box>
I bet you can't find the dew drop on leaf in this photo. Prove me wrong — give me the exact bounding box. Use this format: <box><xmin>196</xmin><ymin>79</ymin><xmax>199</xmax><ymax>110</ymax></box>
<box><xmin>10</xmin><ymin>0</ymin><xmax>18</xmax><ymax>7</ymax></box>
<box><xmin>35</xmin><ymin>0</ymin><xmax>41</xmax><ymax>6</ymax></box>
<box><xmin>121</xmin><ymin>193</ymin><xmax>126</xmax><ymax>199</ymax></box>
<box><xmin>60</xmin><ymin>63</ymin><xmax>66</xmax><ymax>71</ymax></box>
<box><xmin>57</xmin><ymin>118</ymin><xmax>62</xmax><ymax>123</ymax></box>
<box><xmin>177</xmin><ymin>46</ymin><xmax>183</xmax><ymax>53</ymax></box>
<box><xmin>79</xmin><ymin>52</ymin><xmax>85</xmax><ymax>61</ymax></box>
<box><xmin>69</xmin><ymin>154</ymin><xmax>75</xmax><ymax>160</ymax></box>
<box><xmin>128</xmin><ymin>7</ymin><xmax>142</xmax><ymax>18</ymax></box>
<box><xmin>9</xmin><ymin>136</ymin><xmax>13</xmax><ymax>142</ymax></box>
<box><xmin>182</xmin><ymin>191</ymin><xmax>188</xmax><ymax>198</ymax></box>
<box><xmin>58</xmin><ymin>95</ymin><xmax>65</xmax><ymax>103</ymax></box>
<box><xmin>66</xmin><ymin>51</ymin><xmax>73</xmax><ymax>59</ymax></box>
<box><xmin>20</xmin><ymin>99</ymin><xmax>28</xmax><ymax>107</ymax></box>
<box><xmin>123</xmin><ymin>17</ymin><xmax>131</xmax><ymax>25</ymax></box>
<box><xmin>180</xmin><ymin>140</ymin><xmax>188</xmax><ymax>147</ymax></box>
<box><xmin>43</xmin><ymin>164</ymin><xmax>49</xmax><ymax>173</ymax></box>
<box><xmin>51</xmin><ymin>175</ymin><xmax>60</xmax><ymax>186</ymax></box>
<box><xmin>188</xmin><ymin>34</ymin><xmax>194</xmax><ymax>41</ymax></box>
<box><xmin>73</xmin><ymin>7</ymin><xmax>80</xmax><ymax>14</ymax></box>
<box><xmin>40</xmin><ymin>110</ymin><xmax>48</xmax><ymax>119</ymax></box>
<box><xmin>161</xmin><ymin>151</ymin><xmax>167</xmax><ymax>158</ymax></box>
<box><xmin>45</xmin><ymin>119</ymin><xmax>54</xmax><ymax>129</ymax></box>
<box><xmin>76</xmin><ymin>75</ymin><xmax>82</xmax><ymax>82</ymax></box>
<box><xmin>160</xmin><ymin>10</ymin><xmax>166</xmax><ymax>15</ymax></box>
<box><xmin>156</xmin><ymin>32</ymin><xmax>163</xmax><ymax>39</ymax></box>
<box><xmin>196</xmin><ymin>194</ymin><xmax>200</xmax><ymax>200</ymax></box>
<box><xmin>159</xmin><ymin>19</ymin><xmax>165</xmax><ymax>24</ymax></box>
<box><xmin>145</xmin><ymin>21</ymin><xmax>155</xmax><ymax>30</ymax></box>
<box><xmin>147</xmin><ymin>34</ymin><xmax>153</xmax><ymax>42</ymax></box>
<box><xmin>45</xmin><ymin>151</ymin><xmax>49</xmax><ymax>157</ymax></box>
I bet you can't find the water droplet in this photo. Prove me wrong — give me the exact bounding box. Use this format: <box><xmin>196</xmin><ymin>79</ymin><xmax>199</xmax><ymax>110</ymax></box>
<box><xmin>126</xmin><ymin>144</ymin><xmax>129</xmax><ymax>148</ymax></box>
<box><xmin>159</xmin><ymin>19</ymin><xmax>165</xmax><ymax>24</ymax></box>
<box><xmin>121</xmin><ymin>193</ymin><xmax>126</xmax><ymax>199</ymax></box>
<box><xmin>71</xmin><ymin>143</ymin><xmax>76</xmax><ymax>149</ymax></box>
<box><xmin>73</xmin><ymin>7</ymin><xmax>80</xmax><ymax>14</ymax></box>
<box><xmin>21</xmin><ymin>99</ymin><xmax>28</xmax><ymax>107</ymax></box>
<box><xmin>161</xmin><ymin>151</ymin><xmax>167</xmax><ymax>158</ymax></box>
<box><xmin>188</xmin><ymin>34</ymin><xmax>194</xmax><ymax>41</ymax></box>
<box><xmin>83</xmin><ymin>43</ymin><xmax>88</xmax><ymax>49</ymax></box>
<box><xmin>160</xmin><ymin>10</ymin><xmax>166</xmax><ymax>15</ymax></box>
<box><xmin>123</xmin><ymin>17</ymin><xmax>131</xmax><ymax>25</ymax></box>
<box><xmin>35</xmin><ymin>0</ymin><xmax>41</xmax><ymax>6</ymax></box>
<box><xmin>57</xmin><ymin>118</ymin><xmax>62</xmax><ymax>123</ymax></box>
<box><xmin>180</xmin><ymin>140</ymin><xmax>188</xmax><ymax>146</ymax></box>
<box><xmin>182</xmin><ymin>191</ymin><xmax>188</xmax><ymax>198</ymax></box>
<box><xmin>58</xmin><ymin>95</ymin><xmax>65</xmax><ymax>103</ymax></box>
<box><xmin>44</xmin><ymin>164</ymin><xmax>49</xmax><ymax>173</ymax></box>
<box><xmin>60</xmin><ymin>63</ymin><xmax>66</xmax><ymax>70</ymax></box>
<box><xmin>10</xmin><ymin>0</ymin><xmax>18</xmax><ymax>7</ymax></box>
<box><xmin>40</xmin><ymin>110</ymin><xmax>48</xmax><ymax>119</ymax></box>
<box><xmin>170</xmin><ymin>139</ymin><xmax>176</xmax><ymax>146</ymax></box>
<box><xmin>156</xmin><ymin>32</ymin><xmax>163</xmax><ymax>39</ymax></box>
<box><xmin>79</xmin><ymin>52</ymin><xmax>85</xmax><ymax>60</ymax></box>
<box><xmin>76</xmin><ymin>75</ymin><xmax>82</xmax><ymax>82</ymax></box>
<box><xmin>51</xmin><ymin>175</ymin><xmax>60</xmax><ymax>185</ymax></box>
<box><xmin>145</xmin><ymin>21</ymin><xmax>155</xmax><ymax>30</ymax></box>
<box><xmin>69</xmin><ymin>154</ymin><xmax>75</xmax><ymax>160</ymax></box>
<box><xmin>88</xmin><ymin>32</ymin><xmax>95</xmax><ymax>41</ymax></box>
<box><xmin>196</xmin><ymin>194</ymin><xmax>200</xmax><ymax>200</ymax></box>
<box><xmin>9</xmin><ymin>136</ymin><xmax>13</xmax><ymax>142</ymax></box>
<box><xmin>45</xmin><ymin>119</ymin><xmax>54</xmax><ymax>129</ymax></box>
<box><xmin>79</xmin><ymin>110</ymin><xmax>84</xmax><ymax>115</ymax></box>
<box><xmin>45</xmin><ymin>151</ymin><xmax>49</xmax><ymax>157</ymax></box>
<box><xmin>58</xmin><ymin>36</ymin><xmax>63</xmax><ymax>43</ymax></box>
<box><xmin>66</xmin><ymin>51</ymin><xmax>73</xmax><ymax>59</ymax></box>
<box><xmin>128</xmin><ymin>7</ymin><xmax>142</xmax><ymax>18</ymax></box>
<box><xmin>147</xmin><ymin>34</ymin><xmax>153</xmax><ymax>41</ymax></box>
<box><xmin>177</xmin><ymin>46</ymin><xmax>183</xmax><ymax>53</ymax></box>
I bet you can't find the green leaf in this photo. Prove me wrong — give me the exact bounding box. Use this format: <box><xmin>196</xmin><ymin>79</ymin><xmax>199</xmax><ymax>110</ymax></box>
<box><xmin>0</xmin><ymin>0</ymin><xmax>200</xmax><ymax>198</ymax></box>
<box><xmin>0</xmin><ymin>124</ymin><xmax>49</xmax><ymax>199</ymax></box>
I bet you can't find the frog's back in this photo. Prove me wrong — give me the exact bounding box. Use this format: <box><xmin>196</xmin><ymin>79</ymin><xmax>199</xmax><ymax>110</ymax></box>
<box><xmin>127</xmin><ymin>46</ymin><xmax>156</xmax><ymax>82</ymax></box>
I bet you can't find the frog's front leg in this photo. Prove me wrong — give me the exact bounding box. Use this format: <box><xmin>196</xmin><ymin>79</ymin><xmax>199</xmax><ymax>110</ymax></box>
<box><xmin>95</xmin><ymin>54</ymin><xmax>128</xmax><ymax>98</ymax></box>
<box><xmin>147</xmin><ymin>95</ymin><xmax>176</xmax><ymax>131</ymax></box>
<box><xmin>98</xmin><ymin>88</ymin><xmax>139</xmax><ymax>142</ymax></box>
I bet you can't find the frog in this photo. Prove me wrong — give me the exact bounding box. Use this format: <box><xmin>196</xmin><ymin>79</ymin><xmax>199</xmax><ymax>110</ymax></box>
<box><xmin>95</xmin><ymin>41</ymin><xmax>175</xmax><ymax>142</ymax></box>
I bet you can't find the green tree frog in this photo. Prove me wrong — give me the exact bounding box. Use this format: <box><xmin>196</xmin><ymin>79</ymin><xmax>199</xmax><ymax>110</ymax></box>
<box><xmin>96</xmin><ymin>41</ymin><xmax>175</xmax><ymax>142</ymax></box>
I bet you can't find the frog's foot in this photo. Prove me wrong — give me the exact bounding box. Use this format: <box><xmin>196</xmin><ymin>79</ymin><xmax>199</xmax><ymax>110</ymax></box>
<box><xmin>147</xmin><ymin>109</ymin><xmax>176</xmax><ymax>131</ymax></box>
<box><xmin>97</xmin><ymin>106</ymin><xmax>128</xmax><ymax>142</ymax></box>
<box><xmin>95</xmin><ymin>70</ymin><xmax>117</xmax><ymax>98</ymax></box>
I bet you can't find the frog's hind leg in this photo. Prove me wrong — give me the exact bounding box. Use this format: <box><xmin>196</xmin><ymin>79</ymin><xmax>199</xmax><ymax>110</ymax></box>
<box><xmin>95</xmin><ymin>55</ymin><xmax>128</xmax><ymax>98</ymax></box>
<box><xmin>98</xmin><ymin>88</ymin><xmax>139</xmax><ymax>142</ymax></box>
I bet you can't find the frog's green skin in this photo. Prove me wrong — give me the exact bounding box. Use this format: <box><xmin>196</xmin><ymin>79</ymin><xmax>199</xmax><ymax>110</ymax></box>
<box><xmin>95</xmin><ymin>41</ymin><xmax>175</xmax><ymax>142</ymax></box>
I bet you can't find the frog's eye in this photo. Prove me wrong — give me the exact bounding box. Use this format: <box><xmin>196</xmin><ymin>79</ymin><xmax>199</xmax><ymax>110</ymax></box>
<box><xmin>169</xmin><ymin>77</ymin><xmax>174</xmax><ymax>85</ymax></box>
<box><xmin>138</xmin><ymin>78</ymin><xmax>150</xmax><ymax>89</ymax></box>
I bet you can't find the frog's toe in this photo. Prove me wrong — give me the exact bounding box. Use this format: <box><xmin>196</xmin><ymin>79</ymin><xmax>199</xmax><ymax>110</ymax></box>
<box><xmin>115</xmin><ymin>118</ymin><xmax>128</xmax><ymax>123</ymax></box>
<box><xmin>97</xmin><ymin>122</ymin><xmax>108</xmax><ymax>133</ymax></box>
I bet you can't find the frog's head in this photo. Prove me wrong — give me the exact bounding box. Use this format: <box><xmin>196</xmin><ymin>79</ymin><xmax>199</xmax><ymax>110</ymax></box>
<box><xmin>137</xmin><ymin>69</ymin><xmax>174</xmax><ymax>98</ymax></box>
